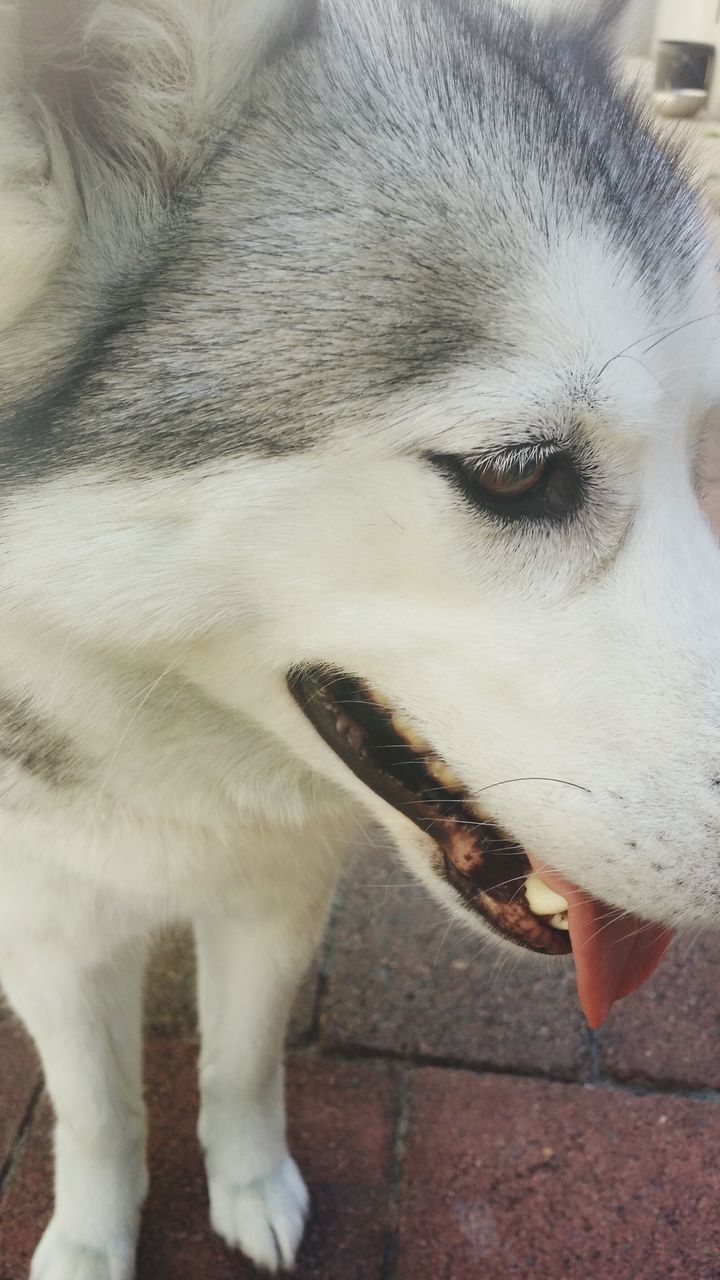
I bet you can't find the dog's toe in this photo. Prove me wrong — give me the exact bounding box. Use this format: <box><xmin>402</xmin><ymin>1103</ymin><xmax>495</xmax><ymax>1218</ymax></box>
<box><xmin>30</xmin><ymin>1220</ymin><xmax>135</xmax><ymax>1280</ymax></box>
<box><xmin>208</xmin><ymin>1155</ymin><xmax>309</xmax><ymax>1272</ymax></box>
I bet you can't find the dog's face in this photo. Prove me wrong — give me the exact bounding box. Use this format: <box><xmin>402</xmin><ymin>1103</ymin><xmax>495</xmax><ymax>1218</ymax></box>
<box><xmin>5</xmin><ymin>0</ymin><xmax>720</xmax><ymax>957</ymax></box>
<box><xmin>241</xmin><ymin>243</ymin><xmax>720</xmax><ymax>948</ymax></box>
<box><xmin>195</xmin><ymin>0</ymin><xmax>720</xmax><ymax>949</ymax></box>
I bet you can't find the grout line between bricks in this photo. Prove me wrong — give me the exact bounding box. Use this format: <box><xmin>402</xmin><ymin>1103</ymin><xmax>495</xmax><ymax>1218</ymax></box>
<box><xmin>291</xmin><ymin>1042</ymin><xmax>720</xmax><ymax>1104</ymax></box>
<box><xmin>302</xmin><ymin>867</ymin><xmax>354</xmax><ymax>1048</ymax></box>
<box><xmin>0</xmin><ymin>1081</ymin><xmax>43</xmax><ymax>1200</ymax></box>
<box><xmin>299</xmin><ymin>1041</ymin><xmax>592</xmax><ymax>1087</ymax></box>
<box><xmin>380</xmin><ymin>1069</ymin><xmax>409</xmax><ymax>1280</ymax></box>
<box><xmin>571</xmin><ymin>1074</ymin><xmax>720</xmax><ymax>1103</ymax></box>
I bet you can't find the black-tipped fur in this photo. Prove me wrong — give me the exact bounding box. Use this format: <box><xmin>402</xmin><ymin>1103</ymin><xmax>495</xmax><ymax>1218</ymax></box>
<box><xmin>0</xmin><ymin>0</ymin><xmax>703</xmax><ymax>477</ymax></box>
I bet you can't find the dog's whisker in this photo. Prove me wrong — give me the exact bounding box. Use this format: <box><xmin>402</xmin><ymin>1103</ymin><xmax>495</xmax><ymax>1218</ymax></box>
<box><xmin>475</xmin><ymin>775</ymin><xmax>592</xmax><ymax>795</ymax></box>
<box><xmin>604</xmin><ymin>917</ymin><xmax>667</xmax><ymax>949</ymax></box>
<box><xmin>360</xmin><ymin>882</ymin><xmax>425</xmax><ymax>890</ymax></box>
<box><xmin>433</xmin><ymin>917</ymin><xmax>456</xmax><ymax>965</ymax></box>
<box><xmin>583</xmin><ymin>909</ymin><xmax>637</xmax><ymax>945</ymax></box>
<box><xmin>599</xmin><ymin>308</ymin><xmax>720</xmax><ymax>378</ymax></box>
<box><xmin>642</xmin><ymin>309</ymin><xmax>720</xmax><ymax>355</ymax></box>
<box><xmin>611</xmin><ymin>353</ymin><xmax>684</xmax><ymax>411</ymax></box>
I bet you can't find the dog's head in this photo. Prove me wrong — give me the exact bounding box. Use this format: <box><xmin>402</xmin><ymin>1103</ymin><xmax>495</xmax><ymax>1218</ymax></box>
<box><xmin>4</xmin><ymin>0</ymin><xmax>720</xmax><ymax>998</ymax></box>
<box><xmin>205</xmin><ymin>0</ymin><xmax>720</xmax><ymax>942</ymax></box>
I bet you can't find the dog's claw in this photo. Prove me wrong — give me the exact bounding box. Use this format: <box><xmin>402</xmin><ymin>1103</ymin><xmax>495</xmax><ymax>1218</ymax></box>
<box><xmin>208</xmin><ymin>1156</ymin><xmax>309</xmax><ymax>1272</ymax></box>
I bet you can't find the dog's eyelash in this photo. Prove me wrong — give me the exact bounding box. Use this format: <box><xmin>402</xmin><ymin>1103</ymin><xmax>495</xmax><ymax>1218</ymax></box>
<box><xmin>465</xmin><ymin>441</ymin><xmax>561</xmax><ymax>477</ymax></box>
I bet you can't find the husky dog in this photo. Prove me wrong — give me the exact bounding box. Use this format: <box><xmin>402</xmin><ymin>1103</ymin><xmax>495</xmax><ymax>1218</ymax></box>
<box><xmin>1</xmin><ymin>0</ymin><xmax>719</xmax><ymax>1275</ymax></box>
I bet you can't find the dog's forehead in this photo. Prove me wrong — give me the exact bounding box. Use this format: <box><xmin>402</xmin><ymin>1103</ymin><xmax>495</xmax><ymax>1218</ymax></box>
<box><xmin>192</xmin><ymin>0</ymin><xmax>707</xmax><ymax>450</ymax></box>
<box><xmin>351</xmin><ymin>225</ymin><xmax>714</xmax><ymax>459</ymax></box>
<box><xmin>303</xmin><ymin>0</ymin><xmax>699</xmax><ymax>271</ymax></box>
<box><xmin>0</xmin><ymin>0</ymin><xmax>710</xmax><ymax>480</ymax></box>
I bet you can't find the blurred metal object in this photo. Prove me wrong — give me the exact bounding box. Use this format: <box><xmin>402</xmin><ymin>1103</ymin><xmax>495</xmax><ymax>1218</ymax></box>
<box><xmin>653</xmin><ymin>87</ymin><xmax>708</xmax><ymax>117</ymax></box>
<box><xmin>653</xmin><ymin>39</ymin><xmax>714</xmax><ymax>118</ymax></box>
<box><xmin>655</xmin><ymin>38</ymin><xmax>714</xmax><ymax>89</ymax></box>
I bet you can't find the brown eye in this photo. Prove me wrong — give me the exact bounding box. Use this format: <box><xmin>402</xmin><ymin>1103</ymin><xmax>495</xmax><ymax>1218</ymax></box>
<box><xmin>476</xmin><ymin>455</ymin><xmax>548</xmax><ymax>501</ymax></box>
<box><xmin>428</xmin><ymin>446</ymin><xmax>583</xmax><ymax>523</ymax></box>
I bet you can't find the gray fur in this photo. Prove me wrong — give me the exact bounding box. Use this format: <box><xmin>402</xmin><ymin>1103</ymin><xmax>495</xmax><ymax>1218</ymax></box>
<box><xmin>1</xmin><ymin>0</ymin><xmax>703</xmax><ymax>477</ymax></box>
<box><xmin>0</xmin><ymin>691</ymin><xmax>82</xmax><ymax>787</ymax></box>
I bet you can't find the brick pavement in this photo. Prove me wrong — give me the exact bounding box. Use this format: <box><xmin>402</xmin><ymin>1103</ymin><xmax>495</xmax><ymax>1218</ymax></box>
<box><xmin>3</xmin><ymin>849</ymin><xmax>720</xmax><ymax>1279</ymax></box>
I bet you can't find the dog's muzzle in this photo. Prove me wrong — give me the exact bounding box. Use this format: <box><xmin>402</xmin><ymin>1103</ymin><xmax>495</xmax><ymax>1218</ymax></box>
<box><xmin>288</xmin><ymin>666</ymin><xmax>571</xmax><ymax>956</ymax></box>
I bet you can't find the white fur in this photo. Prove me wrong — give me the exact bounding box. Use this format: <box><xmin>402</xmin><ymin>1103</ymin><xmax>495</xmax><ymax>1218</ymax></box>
<box><xmin>2</xmin><ymin>2</ymin><xmax>720</xmax><ymax>1277</ymax></box>
<box><xmin>0</xmin><ymin>0</ymin><xmax>292</xmax><ymax>396</ymax></box>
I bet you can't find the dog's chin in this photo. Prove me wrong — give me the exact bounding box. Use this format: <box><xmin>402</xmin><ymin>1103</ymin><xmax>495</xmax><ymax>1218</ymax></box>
<box><xmin>287</xmin><ymin>666</ymin><xmax>571</xmax><ymax>958</ymax></box>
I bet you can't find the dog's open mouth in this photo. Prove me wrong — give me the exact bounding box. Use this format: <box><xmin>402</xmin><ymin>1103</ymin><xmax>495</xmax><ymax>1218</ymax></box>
<box><xmin>288</xmin><ymin>665</ymin><xmax>675</xmax><ymax>1027</ymax></box>
<box><xmin>288</xmin><ymin>666</ymin><xmax>571</xmax><ymax>957</ymax></box>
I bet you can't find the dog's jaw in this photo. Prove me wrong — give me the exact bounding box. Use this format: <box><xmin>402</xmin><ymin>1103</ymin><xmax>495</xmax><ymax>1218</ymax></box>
<box><xmin>288</xmin><ymin>666</ymin><xmax>571</xmax><ymax>956</ymax></box>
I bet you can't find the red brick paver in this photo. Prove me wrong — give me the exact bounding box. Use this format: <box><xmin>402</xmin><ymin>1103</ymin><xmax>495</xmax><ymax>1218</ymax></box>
<box><xmin>0</xmin><ymin>1047</ymin><xmax>399</xmax><ymax>1280</ymax></box>
<box><xmin>138</xmin><ymin>1046</ymin><xmax>398</xmax><ymax>1279</ymax></box>
<box><xmin>3</xmin><ymin>1012</ymin><xmax>720</xmax><ymax>1279</ymax></box>
<box><xmin>596</xmin><ymin>932</ymin><xmax>720</xmax><ymax>1088</ymax></box>
<box><xmin>0</xmin><ymin>1096</ymin><xmax>53</xmax><ymax>1279</ymax></box>
<box><xmin>321</xmin><ymin>850</ymin><xmax>592</xmax><ymax>1079</ymax></box>
<box><xmin>0</xmin><ymin>1023</ymin><xmax>40</xmax><ymax>1183</ymax></box>
<box><xmin>396</xmin><ymin>1069</ymin><xmax>720</xmax><ymax>1280</ymax></box>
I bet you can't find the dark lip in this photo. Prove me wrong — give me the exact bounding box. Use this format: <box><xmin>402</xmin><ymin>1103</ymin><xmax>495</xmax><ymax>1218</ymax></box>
<box><xmin>287</xmin><ymin>666</ymin><xmax>571</xmax><ymax>957</ymax></box>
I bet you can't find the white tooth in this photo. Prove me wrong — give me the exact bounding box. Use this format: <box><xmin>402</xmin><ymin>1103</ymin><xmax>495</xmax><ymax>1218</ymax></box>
<box><xmin>524</xmin><ymin>872</ymin><xmax>569</xmax><ymax>918</ymax></box>
<box><xmin>548</xmin><ymin>912</ymin><xmax>570</xmax><ymax>931</ymax></box>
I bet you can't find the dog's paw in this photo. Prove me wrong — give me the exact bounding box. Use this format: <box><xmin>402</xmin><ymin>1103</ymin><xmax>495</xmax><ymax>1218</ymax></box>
<box><xmin>208</xmin><ymin>1155</ymin><xmax>309</xmax><ymax>1272</ymax></box>
<box><xmin>29</xmin><ymin>1220</ymin><xmax>135</xmax><ymax>1280</ymax></box>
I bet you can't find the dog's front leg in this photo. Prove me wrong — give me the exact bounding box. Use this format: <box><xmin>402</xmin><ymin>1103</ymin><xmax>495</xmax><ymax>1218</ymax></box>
<box><xmin>0</xmin><ymin>935</ymin><xmax>148</xmax><ymax>1280</ymax></box>
<box><xmin>194</xmin><ymin>891</ymin><xmax>332</xmax><ymax>1273</ymax></box>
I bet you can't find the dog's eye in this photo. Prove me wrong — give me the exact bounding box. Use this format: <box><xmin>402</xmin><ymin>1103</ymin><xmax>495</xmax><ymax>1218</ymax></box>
<box><xmin>428</xmin><ymin>448</ymin><xmax>582</xmax><ymax>523</ymax></box>
<box><xmin>475</xmin><ymin>456</ymin><xmax>547</xmax><ymax>500</ymax></box>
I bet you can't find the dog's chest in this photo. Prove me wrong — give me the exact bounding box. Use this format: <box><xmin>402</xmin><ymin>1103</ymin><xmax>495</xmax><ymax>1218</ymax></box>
<box><xmin>0</xmin><ymin>645</ymin><xmax>344</xmax><ymax>915</ymax></box>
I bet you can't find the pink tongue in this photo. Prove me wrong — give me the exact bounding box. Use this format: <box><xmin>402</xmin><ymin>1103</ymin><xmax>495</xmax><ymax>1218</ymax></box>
<box><xmin>528</xmin><ymin>855</ymin><xmax>673</xmax><ymax>1028</ymax></box>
